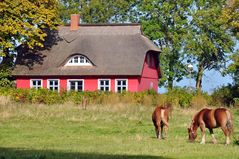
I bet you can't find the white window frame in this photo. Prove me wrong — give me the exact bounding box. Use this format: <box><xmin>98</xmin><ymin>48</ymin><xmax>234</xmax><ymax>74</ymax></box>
<box><xmin>30</xmin><ymin>79</ymin><xmax>43</xmax><ymax>89</ymax></box>
<box><xmin>98</xmin><ymin>79</ymin><xmax>111</xmax><ymax>91</ymax></box>
<box><xmin>115</xmin><ymin>79</ymin><xmax>128</xmax><ymax>93</ymax></box>
<box><xmin>67</xmin><ymin>79</ymin><xmax>84</xmax><ymax>92</ymax></box>
<box><xmin>65</xmin><ymin>55</ymin><xmax>92</xmax><ymax>66</ymax></box>
<box><xmin>47</xmin><ymin>79</ymin><xmax>60</xmax><ymax>92</ymax></box>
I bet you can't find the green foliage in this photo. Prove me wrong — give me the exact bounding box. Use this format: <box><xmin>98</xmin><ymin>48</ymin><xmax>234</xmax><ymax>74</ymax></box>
<box><xmin>166</xmin><ymin>87</ymin><xmax>194</xmax><ymax>108</ymax></box>
<box><xmin>0</xmin><ymin>0</ymin><xmax>59</xmax><ymax>56</ymax></box>
<box><xmin>220</xmin><ymin>0</ymin><xmax>239</xmax><ymax>38</ymax></box>
<box><xmin>1</xmin><ymin>86</ymin><xmax>238</xmax><ymax>107</ymax></box>
<box><xmin>138</xmin><ymin>0</ymin><xmax>192</xmax><ymax>89</ymax></box>
<box><xmin>11</xmin><ymin>89</ymin><xmax>64</xmax><ymax>105</ymax></box>
<box><xmin>234</xmin><ymin>98</ymin><xmax>239</xmax><ymax>107</ymax></box>
<box><xmin>211</xmin><ymin>84</ymin><xmax>239</xmax><ymax>106</ymax></box>
<box><xmin>0</xmin><ymin>66</ymin><xmax>13</xmax><ymax>87</ymax></box>
<box><xmin>190</xmin><ymin>94</ymin><xmax>209</xmax><ymax>108</ymax></box>
<box><xmin>234</xmin><ymin>137</ymin><xmax>239</xmax><ymax>145</ymax></box>
<box><xmin>185</xmin><ymin>0</ymin><xmax>236</xmax><ymax>90</ymax></box>
<box><xmin>0</xmin><ymin>87</ymin><xmax>13</xmax><ymax>96</ymax></box>
<box><xmin>59</xmin><ymin>0</ymin><xmax>137</xmax><ymax>24</ymax></box>
<box><xmin>226</xmin><ymin>51</ymin><xmax>239</xmax><ymax>85</ymax></box>
<box><xmin>4</xmin><ymin>88</ymin><xmax>160</xmax><ymax>106</ymax></box>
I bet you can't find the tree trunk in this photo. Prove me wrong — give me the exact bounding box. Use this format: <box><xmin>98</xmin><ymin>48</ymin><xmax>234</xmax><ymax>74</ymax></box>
<box><xmin>0</xmin><ymin>49</ymin><xmax>12</xmax><ymax>67</ymax></box>
<box><xmin>196</xmin><ymin>63</ymin><xmax>204</xmax><ymax>92</ymax></box>
<box><xmin>168</xmin><ymin>77</ymin><xmax>173</xmax><ymax>90</ymax></box>
<box><xmin>167</xmin><ymin>60</ymin><xmax>174</xmax><ymax>90</ymax></box>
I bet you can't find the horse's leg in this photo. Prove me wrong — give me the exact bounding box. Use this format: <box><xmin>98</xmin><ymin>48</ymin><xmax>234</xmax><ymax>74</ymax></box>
<box><xmin>155</xmin><ymin>121</ymin><xmax>161</xmax><ymax>139</ymax></box>
<box><xmin>155</xmin><ymin>127</ymin><xmax>159</xmax><ymax>139</ymax></box>
<box><xmin>199</xmin><ymin>123</ymin><xmax>206</xmax><ymax>144</ymax></box>
<box><xmin>157</xmin><ymin>125</ymin><xmax>161</xmax><ymax>139</ymax></box>
<box><xmin>161</xmin><ymin>124</ymin><xmax>164</xmax><ymax>139</ymax></box>
<box><xmin>221</xmin><ymin>126</ymin><xmax>230</xmax><ymax>145</ymax></box>
<box><xmin>162</xmin><ymin>124</ymin><xmax>168</xmax><ymax>139</ymax></box>
<box><xmin>209</xmin><ymin>129</ymin><xmax>217</xmax><ymax>144</ymax></box>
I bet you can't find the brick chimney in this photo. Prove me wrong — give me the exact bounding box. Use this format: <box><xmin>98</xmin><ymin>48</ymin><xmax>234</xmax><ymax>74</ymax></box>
<box><xmin>70</xmin><ymin>14</ymin><xmax>80</xmax><ymax>31</ymax></box>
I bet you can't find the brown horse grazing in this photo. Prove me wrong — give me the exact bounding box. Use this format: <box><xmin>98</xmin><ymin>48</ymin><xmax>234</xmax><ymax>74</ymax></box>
<box><xmin>188</xmin><ymin>107</ymin><xmax>233</xmax><ymax>145</ymax></box>
<box><xmin>152</xmin><ymin>104</ymin><xmax>172</xmax><ymax>139</ymax></box>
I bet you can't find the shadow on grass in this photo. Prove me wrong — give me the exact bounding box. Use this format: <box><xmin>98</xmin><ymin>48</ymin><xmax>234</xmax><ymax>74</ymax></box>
<box><xmin>0</xmin><ymin>147</ymin><xmax>173</xmax><ymax>159</ymax></box>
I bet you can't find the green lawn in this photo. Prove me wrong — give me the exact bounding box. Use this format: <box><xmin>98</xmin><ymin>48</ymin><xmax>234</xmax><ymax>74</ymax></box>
<box><xmin>0</xmin><ymin>102</ymin><xmax>238</xmax><ymax>159</ymax></box>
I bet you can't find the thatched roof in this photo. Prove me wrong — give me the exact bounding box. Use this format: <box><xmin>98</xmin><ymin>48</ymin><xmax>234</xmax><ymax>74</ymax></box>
<box><xmin>12</xmin><ymin>24</ymin><xmax>161</xmax><ymax>76</ymax></box>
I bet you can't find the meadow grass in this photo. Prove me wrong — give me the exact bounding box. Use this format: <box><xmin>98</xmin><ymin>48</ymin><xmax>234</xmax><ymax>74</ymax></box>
<box><xmin>0</xmin><ymin>102</ymin><xmax>238</xmax><ymax>159</ymax></box>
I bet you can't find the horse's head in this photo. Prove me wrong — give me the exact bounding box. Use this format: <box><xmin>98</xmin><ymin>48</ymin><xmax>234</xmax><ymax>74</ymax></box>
<box><xmin>188</xmin><ymin>120</ymin><xmax>197</xmax><ymax>142</ymax></box>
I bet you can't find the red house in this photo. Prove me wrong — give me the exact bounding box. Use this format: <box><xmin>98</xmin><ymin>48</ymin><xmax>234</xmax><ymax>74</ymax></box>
<box><xmin>12</xmin><ymin>14</ymin><xmax>161</xmax><ymax>93</ymax></box>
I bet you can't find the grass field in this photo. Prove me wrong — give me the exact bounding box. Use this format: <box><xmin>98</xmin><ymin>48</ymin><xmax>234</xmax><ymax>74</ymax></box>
<box><xmin>0</xmin><ymin>101</ymin><xmax>238</xmax><ymax>159</ymax></box>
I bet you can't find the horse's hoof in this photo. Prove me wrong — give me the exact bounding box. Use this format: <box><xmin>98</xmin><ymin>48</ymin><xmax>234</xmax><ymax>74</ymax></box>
<box><xmin>200</xmin><ymin>141</ymin><xmax>205</xmax><ymax>144</ymax></box>
<box><xmin>157</xmin><ymin>136</ymin><xmax>161</xmax><ymax>140</ymax></box>
<box><xmin>212</xmin><ymin>140</ymin><xmax>217</xmax><ymax>144</ymax></box>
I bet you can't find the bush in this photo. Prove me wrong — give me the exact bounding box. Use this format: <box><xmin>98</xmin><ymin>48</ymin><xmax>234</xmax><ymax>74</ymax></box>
<box><xmin>11</xmin><ymin>89</ymin><xmax>63</xmax><ymax>104</ymax></box>
<box><xmin>5</xmin><ymin>86</ymin><xmax>238</xmax><ymax>108</ymax></box>
<box><xmin>190</xmin><ymin>95</ymin><xmax>208</xmax><ymax>108</ymax></box>
<box><xmin>0</xmin><ymin>87</ymin><xmax>13</xmax><ymax>96</ymax></box>
<box><xmin>211</xmin><ymin>84</ymin><xmax>239</xmax><ymax>106</ymax></box>
<box><xmin>0</xmin><ymin>88</ymin><xmax>163</xmax><ymax>106</ymax></box>
<box><xmin>0</xmin><ymin>67</ymin><xmax>13</xmax><ymax>88</ymax></box>
<box><xmin>166</xmin><ymin>87</ymin><xmax>194</xmax><ymax>108</ymax></box>
<box><xmin>233</xmin><ymin>98</ymin><xmax>239</xmax><ymax>107</ymax></box>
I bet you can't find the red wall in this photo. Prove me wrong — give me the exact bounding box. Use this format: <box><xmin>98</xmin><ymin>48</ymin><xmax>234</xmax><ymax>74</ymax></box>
<box><xmin>16</xmin><ymin>78</ymin><xmax>30</xmax><ymax>89</ymax></box>
<box><xmin>138</xmin><ymin>52</ymin><xmax>159</xmax><ymax>92</ymax></box>
<box><xmin>15</xmin><ymin>52</ymin><xmax>160</xmax><ymax>92</ymax></box>
<box><xmin>16</xmin><ymin>76</ymin><xmax>139</xmax><ymax>92</ymax></box>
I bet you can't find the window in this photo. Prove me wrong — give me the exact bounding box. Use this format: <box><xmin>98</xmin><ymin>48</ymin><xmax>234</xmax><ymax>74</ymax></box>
<box><xmin>66</xmin><ymin>55</ymin><xmax>92</xmax><ymax>66</ymax></box>
<box><xmin>67</xmin><ymin>80</ymin><xmax>84</xmax><ymax>92</ymax></box>
<box><xmin>115</xmin><ymin>79</ymin><xmax>128</xmax><ymax>93</ymax></box>
<box><xmin>47</xmin><ymin>79</ymin><xmax>59</xmax><ymax>91</ymax></box>
<box><xmin>147</xmin><ymin>54</ymin><xmax>151</xmax><ymax>66</ymax></box>
<box><xmin>151</xmin><ymin>56</ymin><xmax>155</xmax><ymax>67</ymax></box>
<box><xmin>30</xmin><ymin>79</ymin><xmax>42</xmax><ymax>89</ymax></box>
<box><xmin>98</xmin><ymin>79</ymin><xmax>110</xmax><ymax>91</ymax></box>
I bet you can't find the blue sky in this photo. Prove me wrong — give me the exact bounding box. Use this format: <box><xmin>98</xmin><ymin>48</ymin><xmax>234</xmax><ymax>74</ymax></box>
<box><xmin>158</xmin><ymin>70</ymin><xmax>233</xmax><ymax>94</ymax></box>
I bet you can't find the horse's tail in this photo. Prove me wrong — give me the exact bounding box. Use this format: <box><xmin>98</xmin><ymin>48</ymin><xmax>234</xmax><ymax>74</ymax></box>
<box><xmin>160</xmin><ymin>108</ymin><xmax>169</xmax><ymax>127</ymax></box>
<box><xmin>225</xmin><ymin>110</ymin><xmax>233</xmax><ymax>136</ymax></box>
<box><xmin>164</xmin><ymin>103</ymin><xmax>173</xmax><ymax>116</ymax></box>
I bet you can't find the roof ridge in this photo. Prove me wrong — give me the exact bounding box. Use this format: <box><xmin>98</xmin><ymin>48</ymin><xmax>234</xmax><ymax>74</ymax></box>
<box><xmin>60</xmin><ymin>23</ymin><xmax>140</xmax><ymax>27</ymax></box>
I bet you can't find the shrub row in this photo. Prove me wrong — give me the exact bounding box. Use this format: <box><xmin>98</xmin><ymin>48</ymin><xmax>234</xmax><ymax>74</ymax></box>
<box><xmin>0</xmin><ymin>87</ymin><xmax>237</xmax><ymax>107</ymax></box>
<box><xmin>0</xmin><ymin>88</ymin><xmax>161</xmax><ymax>106</ymax></box>
<box><xmin>211</xmin><ymin>84</ymin><xmax>239</xmax><ymax>106</ymax></box>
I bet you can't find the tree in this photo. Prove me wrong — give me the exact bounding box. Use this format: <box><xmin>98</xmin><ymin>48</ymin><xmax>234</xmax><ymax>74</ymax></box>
<box><xmin>227</xmin><ymin>52</ymin><xmax>239</xmax><ymax>85</ymax></box>
<box><xmin>185</xmin><ymin>0</ymin><xmax>236</xmax><ymax>91</ymax></box>
<box><xmin>221</xmin><ymin>0</ymin><xmax>239</xmax><ymax>38</ymax></box>
<box><xmin>138</xmin><ymin>0</ymin><xmax>193</xmax><ymax>89</ymax></box>
<box><xmin>59</xmin><ymin>0</ymin><xmax>137</xmax><ymax>24</ymax></box>
<box><xmin>0</xmin><ymin>0</ymin><xmax>59</xmax><ymax>66</ymax></box>
<box><xmin>222</xmin><ymin>0</ymin><xmax>239</xmax><ymax>85</ymax></box>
